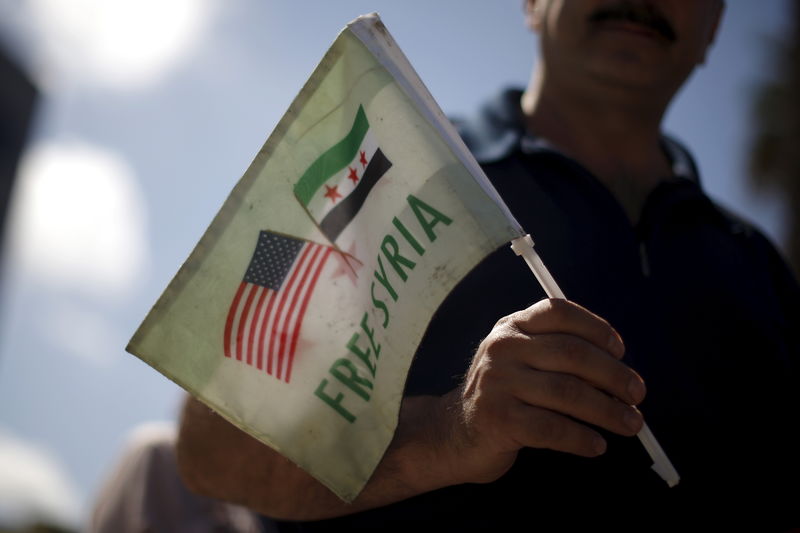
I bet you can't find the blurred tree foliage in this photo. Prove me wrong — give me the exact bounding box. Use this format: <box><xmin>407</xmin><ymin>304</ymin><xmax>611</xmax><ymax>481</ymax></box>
<box><xmin>749</xmin><ymin>0</ymin><xmax>800</xmax><ymax>278</ymax></box>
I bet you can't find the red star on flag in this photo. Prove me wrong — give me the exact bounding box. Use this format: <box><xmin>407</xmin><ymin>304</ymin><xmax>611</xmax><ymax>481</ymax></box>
<box><xmin>359</xmin><ymin>150</ymin><xmax>368</xmax><ymax>168</ymax></box>
<box><xmin>347</xmin><ymin>166</ymin><xmax>359</xmax><ymax>184</ymax></box>
<box><xmin>323</xmin><ymin>184</ymin><xmax>342</xmax><ymax>203</ymax></box>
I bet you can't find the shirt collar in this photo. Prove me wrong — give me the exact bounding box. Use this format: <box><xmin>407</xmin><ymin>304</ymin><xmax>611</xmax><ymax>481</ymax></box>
<box><xmin>457</xmin><ymin>88</ymin><xmax>701</xmax><ymax>185</ymax></box>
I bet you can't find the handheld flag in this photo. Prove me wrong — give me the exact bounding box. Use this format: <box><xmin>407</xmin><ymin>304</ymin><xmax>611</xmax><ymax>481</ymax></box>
<box><xmin>127</xmin><ymin>13</ymin><xmax>526</xmax><ymax>501</ymax></box>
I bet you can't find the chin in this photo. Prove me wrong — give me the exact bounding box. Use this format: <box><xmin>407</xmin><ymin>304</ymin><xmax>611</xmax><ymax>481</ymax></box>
<box><xmin>584</xmin><ymin>49</ymin><xmax>684</xmax><ymax>93</ymax></box>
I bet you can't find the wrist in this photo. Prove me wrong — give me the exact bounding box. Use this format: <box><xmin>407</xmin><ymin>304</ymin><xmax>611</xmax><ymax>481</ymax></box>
<box><xmin>390</xmin><ymin>393</ymin><xmax>469</xmax><ymax>494</ymax></box>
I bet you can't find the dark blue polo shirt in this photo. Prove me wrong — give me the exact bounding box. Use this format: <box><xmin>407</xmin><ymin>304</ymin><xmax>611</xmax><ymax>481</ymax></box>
<box><xmin>277</xmin><ymin>89</ymin><xmax>798</xmax><ymax>529</ymax></box>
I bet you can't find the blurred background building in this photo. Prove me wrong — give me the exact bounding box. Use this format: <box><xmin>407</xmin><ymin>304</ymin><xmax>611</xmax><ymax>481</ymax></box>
<box><xmin>749</xmin><ymin>0</ymin><xmax>800</xmax><ymax>277</ymax></box>
<box><xmin>0</xmin><ymin>45</ymin><xmax>37</xmax><ymax>286</ymax></box>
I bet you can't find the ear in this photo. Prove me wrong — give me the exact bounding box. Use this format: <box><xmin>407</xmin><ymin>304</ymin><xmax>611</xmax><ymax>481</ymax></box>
<box><xmin>699</xmin><ymin>0</ymin><xmax>724</xmax><ymax>64</ymax></box>
<box><xmin>525</xmin><ymin>0</ymin><xmax>544</xmax><ymax>33</ymax></box>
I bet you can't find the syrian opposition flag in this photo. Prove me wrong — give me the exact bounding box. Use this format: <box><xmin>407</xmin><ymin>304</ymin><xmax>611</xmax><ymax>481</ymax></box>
<box><xmin>128</xmin><ymin>14</ymin><xmax>525</xmax><ymax>503</ymax></box>
<box><xmin>294</xmin><ymin>105</ymin><xmax>392</xmax><ymax>244</ymax></box>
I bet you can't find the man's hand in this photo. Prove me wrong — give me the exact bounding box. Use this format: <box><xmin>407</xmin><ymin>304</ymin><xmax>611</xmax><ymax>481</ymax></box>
<box><xmin>176</xmin><ymin>298</ymin><xmax>645</xmax><ymax>519</ymax></box>
<box><xmin>437</xmin><ymin>298</ymin><xmax>646</xmax><ymax>485</ymax></box>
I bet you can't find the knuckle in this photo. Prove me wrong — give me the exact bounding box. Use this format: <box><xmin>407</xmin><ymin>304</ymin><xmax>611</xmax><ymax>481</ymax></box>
<box><xmin>480</xmin><ymin>328</ymin><xmax>523</xmax><ymax>359</ymax></box>
<box><xmin>543</xmin><ymin>297</ymin><xmax>570</xmax><ymax>319</ymax></box>
<box><xmin>529</xmin><ymin>334</ymin><xmax>586</xmax><ymax>369</ymax></box>
<box><xmin>603</xmin><ymin>399</ymin><xmax>625</xmax><ymax>424</ymax></box>
<box><xmin>532</xmin><ymin>412</ymin><xmax>565</xmax><ymax>445</ymax></box>
<box><xmin>489</xmin><ymin>332</ymin><xmax>519</xmax><ymax>353</ymax></box>
<box><xmin>493</xmin><ymin>314</ymin><xmax>512</xmax><ymax>329</ymax></box>
<box><xmin>614</xmin><ymin>367</ymin><xmax>640</xmax><ymax>402</ymax></box>
<box><xmin>495</xmin><ymin>310</ymin><xmax>526</xmax><ymax>332</ymax></box>
<box><xmin>559</xmin><ymin>336</ymin><xmax>584</xmax><ymax>365</ymax></box>
<box><xmin>546</xmin><ymin>374</ymin><xmax>582</xmax><ymax>404</ymax></box>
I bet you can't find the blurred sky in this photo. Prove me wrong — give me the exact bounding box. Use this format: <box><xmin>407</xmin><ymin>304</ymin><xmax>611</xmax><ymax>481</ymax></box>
<box><xmin>0</xmin><ymin>0</ymin><xmax>793</xmax><ymax>528</ymax></box>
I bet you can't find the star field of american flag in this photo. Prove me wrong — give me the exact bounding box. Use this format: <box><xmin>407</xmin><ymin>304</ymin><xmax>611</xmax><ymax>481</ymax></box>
<box><xmin>243</xmin><ymin>232</ymin><xmax>305</xmax><ymax>290</ymax></box>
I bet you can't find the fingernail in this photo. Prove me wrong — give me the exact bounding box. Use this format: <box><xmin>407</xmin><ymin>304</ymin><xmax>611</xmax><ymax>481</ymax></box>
<box><xmin>624</xmin><ymin>409</ymin><xmax>643</xmax><ymax>433</ymax></box>
<box><xmin>628</xmin><ymin>376</ymin><xmax>646</xmax><ymax>404</ymax></box>
<box><xmin>593</xmin><ymin>436</ymin><xmax>607</xmax><ymax>455</ymax></box>
<box><xmin>607</xmin><ymin>332</ymin><xmax>624</xmax><ymax>358</ymax></box>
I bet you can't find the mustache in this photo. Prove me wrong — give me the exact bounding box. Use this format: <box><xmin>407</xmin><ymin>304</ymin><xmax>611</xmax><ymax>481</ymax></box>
<box><xmin>589</xmin><ymin>2</ymin><xmax>677</xmax><ymax>42</ymax></box>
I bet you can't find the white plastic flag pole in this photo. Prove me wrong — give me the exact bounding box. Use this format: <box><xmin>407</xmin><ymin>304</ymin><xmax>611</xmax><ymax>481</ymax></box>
<box><xmin>510</xmin><ymin>234</ymin><xmax>680</xmax><ymax>488</ymax></box>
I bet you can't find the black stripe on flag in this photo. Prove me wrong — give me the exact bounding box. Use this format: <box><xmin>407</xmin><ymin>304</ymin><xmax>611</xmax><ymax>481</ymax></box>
<box><xmin>319</xmin><ymin>148</ymin><xmax>392</xmax><ymax>242</ymax></box>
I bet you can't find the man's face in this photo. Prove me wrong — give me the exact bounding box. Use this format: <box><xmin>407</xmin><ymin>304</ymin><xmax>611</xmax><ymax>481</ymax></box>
<box><xmin>528</xmin><ymin>0</ymin><xmax>723</xmax><ymax>97</ymax></box>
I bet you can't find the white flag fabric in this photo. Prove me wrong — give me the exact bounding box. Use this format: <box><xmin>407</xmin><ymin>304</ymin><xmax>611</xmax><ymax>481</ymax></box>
<box><xmin>127</xmin><ymin>13</ymin><xmax>524</xmax><ymax>501</ymax></box>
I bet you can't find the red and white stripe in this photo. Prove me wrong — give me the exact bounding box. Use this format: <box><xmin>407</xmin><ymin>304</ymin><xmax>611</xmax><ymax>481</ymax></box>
<box><xmin>223</xmin><ymin>242</ymin><xmax>332</xmax><ymax>383</ymax></box>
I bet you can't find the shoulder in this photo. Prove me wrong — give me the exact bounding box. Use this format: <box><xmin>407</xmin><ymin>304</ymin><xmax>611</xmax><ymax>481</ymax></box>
<box><xmin>451</xmin><ymin>88</ymin><xmax>526</xmax><ymax>164</ymax></box>
<box><xmin>720</xmin><ymin>205</ymin><xmax>800</xmax><ymax>304</ymax></box>
<box><xmin>680</xmin><ymin>171</ymin><xmax>800</xmax><ymax>328</ymax></box>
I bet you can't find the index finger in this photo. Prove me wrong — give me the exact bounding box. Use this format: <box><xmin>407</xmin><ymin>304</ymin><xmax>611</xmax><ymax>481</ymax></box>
<box><xmin>510</xmin><ymin>299</ymin><xmax>625</xmax><ymax>359</ymax></box>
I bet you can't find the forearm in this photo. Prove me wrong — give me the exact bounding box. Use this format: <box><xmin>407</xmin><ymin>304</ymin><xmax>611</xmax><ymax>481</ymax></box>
<box><xmin>175</xmin><ymin>393</ymin><xmax>458</xmax><ymax>521</ymax></box>
<box><xmin>176</xmin><ymin>300</ymin><xmax>645</xmax><ymax>520</ymax></box>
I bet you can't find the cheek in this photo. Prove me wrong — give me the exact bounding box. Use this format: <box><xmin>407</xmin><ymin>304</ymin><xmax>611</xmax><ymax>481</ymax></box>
<box><xmin>540</xmin><ymin>0</ymin><xmax>590</xmax><ymax>43</ymax></box>
<box><xmin>539</xmin><ymin>0</ymin><xmax>574</xmax><ymax>31</ymax></box>
<box><xmin>675</xmin><ymin>5</ymin><xmax>721</xmax><ymax>59</ymax></box>
<box><xmin>680</xmin><ymin>28</ymin><xmax>715</xmax><ymax>65</ymax></box>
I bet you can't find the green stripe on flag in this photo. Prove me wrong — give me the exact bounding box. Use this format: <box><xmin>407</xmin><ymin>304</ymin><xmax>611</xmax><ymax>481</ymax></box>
<box><xmin>294</xmin><ymin>105</ymin><xmax>370</xmax><ymax>206</ymax></box>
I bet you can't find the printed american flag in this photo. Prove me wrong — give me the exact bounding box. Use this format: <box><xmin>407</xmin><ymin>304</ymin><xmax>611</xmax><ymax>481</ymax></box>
<box><xmin>223</xmin><ymin>231</ymin><xmax>333</xmax><ymax>383</ymax></box>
